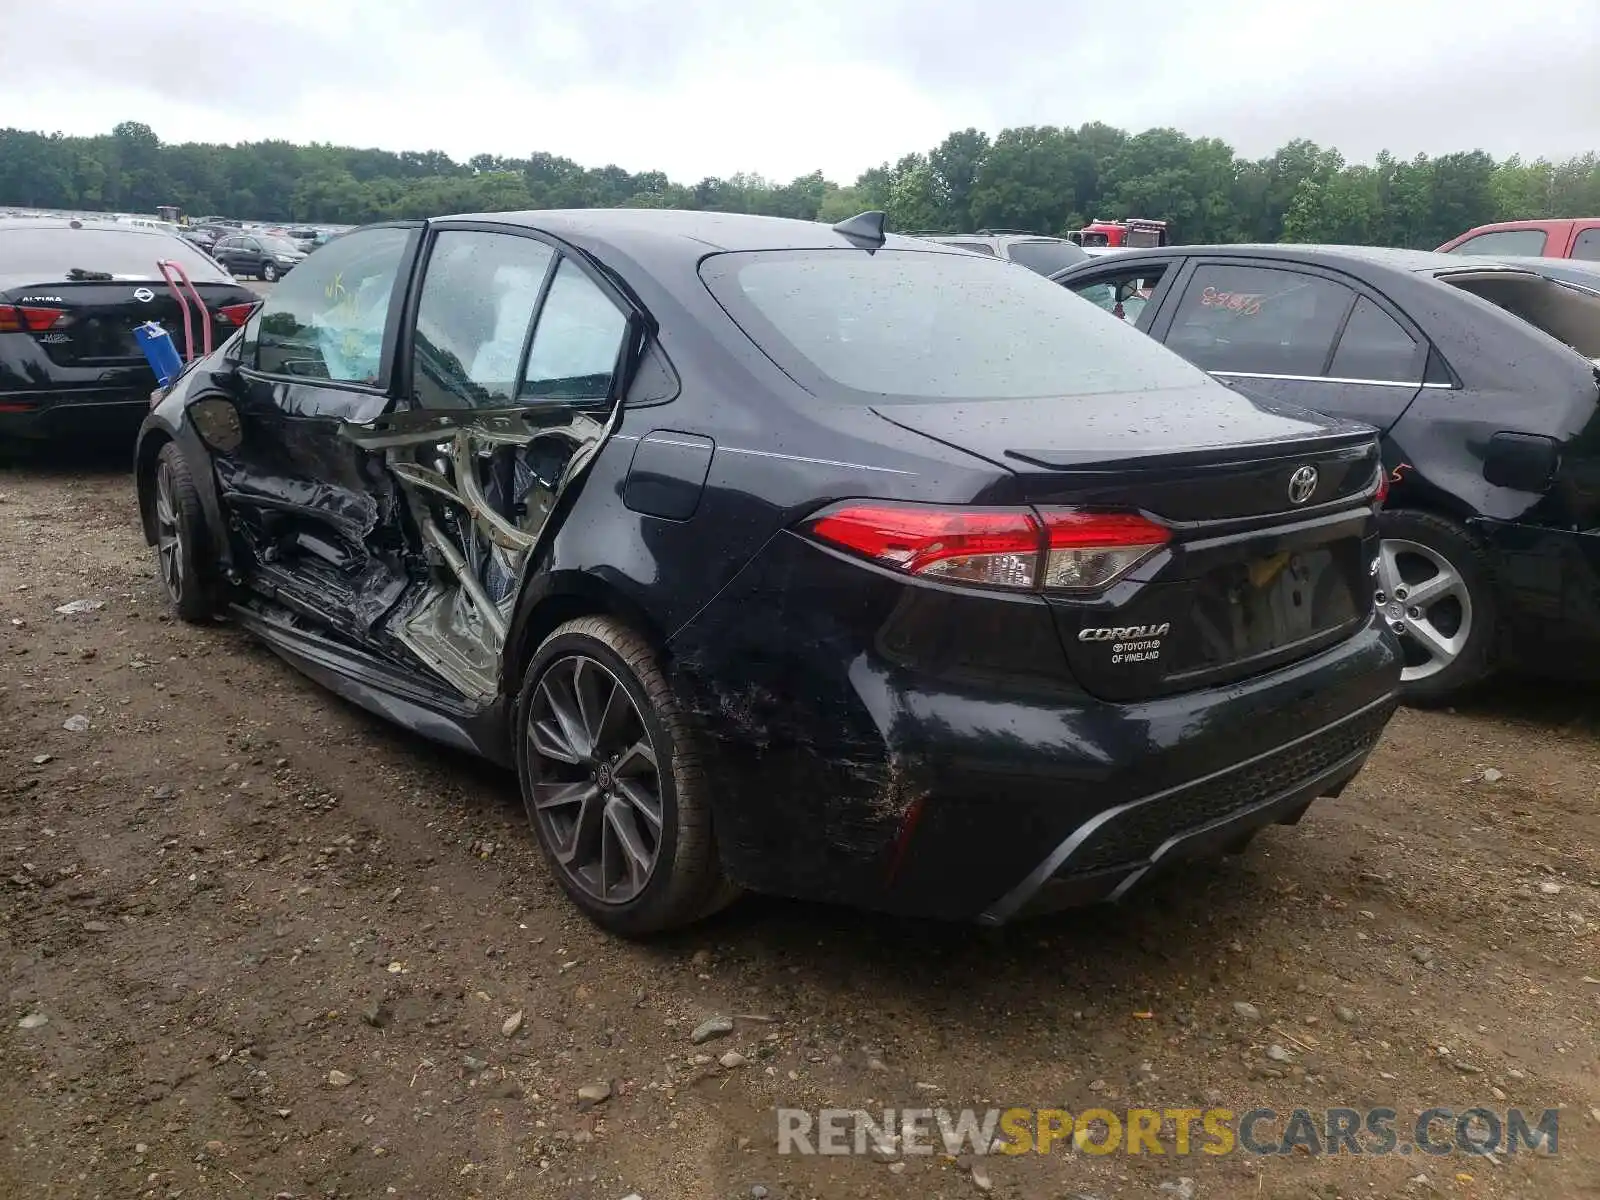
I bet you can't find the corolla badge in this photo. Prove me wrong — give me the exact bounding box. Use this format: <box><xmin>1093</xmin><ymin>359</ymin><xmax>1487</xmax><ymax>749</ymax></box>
<box><xmin>1288</xmin><ymin>464</ymin><xmax>1319</xmax><ymax>505</ymax></box>
<box><xmin>1078</xmin><ymin>623</ymin><xmax>1171</xmax><ymax>642</ymax></box>
<box><xmin>133</xmin><ymin>287</ymin><xmax>155</xmax><ymax>302</ymax></box>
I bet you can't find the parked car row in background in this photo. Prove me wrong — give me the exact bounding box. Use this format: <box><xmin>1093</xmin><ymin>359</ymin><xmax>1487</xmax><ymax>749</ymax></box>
<box><xmin>0</xmin><ymin>218</ymin><xmax>260</xmax><ymax>440</ymax></box>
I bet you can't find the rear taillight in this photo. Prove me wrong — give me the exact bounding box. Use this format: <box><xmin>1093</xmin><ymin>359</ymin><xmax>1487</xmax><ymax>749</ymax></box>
<box><xmin>803</xmin><ymin>501</ymin><xmax>1169</xmax><ymax>593</ymax></box>
<box><xmin>1374</xmin><ymin>465</ymin><xmax>1390</xmax><ymax>507</ymax></box>
<box><xmin>0</xmin><ymin>305</ymin><xmax>67</xmax><ymax>332</ymax></box>
<box><xmin>807</xmin><ymin>502</ymin><xmax>1043</xmax><ymax>589</ymax></box>
<box><xmin>215</xmin><ymin>302</ymin><xmax>258</xmax><ymax>327</ymax></box>
<box><xmin>1038</xmin><ymin>509</ymin><xmax>1170</xmax><ymax>590</ymax></box>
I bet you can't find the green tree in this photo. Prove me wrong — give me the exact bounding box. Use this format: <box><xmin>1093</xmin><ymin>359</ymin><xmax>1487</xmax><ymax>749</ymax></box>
<box><xmin>0</xmin><ymin>119</ymin><xmax>1593</xmax><ymax>253</ymax></box>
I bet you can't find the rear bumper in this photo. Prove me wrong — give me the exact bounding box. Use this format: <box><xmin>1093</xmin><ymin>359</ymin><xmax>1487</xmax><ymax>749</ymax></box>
<box><xmin>0</xmin><ymin>389</ymin><xmax>153</xmax><ymax>440</ymax></box>
<box><xmin>982</xmin><ymin>696</ymin><xmax>1389</xmax><ymax>921</ymax></box>
<box><xmin>670</xmin><ymin>532</ymin><xmax>1402</xmax><ymax>921</ymax></box>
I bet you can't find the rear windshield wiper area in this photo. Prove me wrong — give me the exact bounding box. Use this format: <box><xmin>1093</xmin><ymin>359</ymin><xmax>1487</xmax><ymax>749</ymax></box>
<box><xmin>64</xmin><ymin>267</ymin><xmax>114</xmax><ymax>282</ymax></box>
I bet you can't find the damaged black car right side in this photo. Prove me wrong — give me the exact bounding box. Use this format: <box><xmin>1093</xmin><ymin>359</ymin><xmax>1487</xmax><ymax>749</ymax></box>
<box><xmin>135</xmin><ymin>208</ymin><xmax>1401</xmax><ymax>936</ymax></box>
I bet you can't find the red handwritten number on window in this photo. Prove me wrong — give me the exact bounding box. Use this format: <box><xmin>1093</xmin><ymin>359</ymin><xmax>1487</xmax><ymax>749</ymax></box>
<box><xmin>1199</xmin><ymin>286</ymin><xmax>1264</xmax><ymax>316</ymax></box>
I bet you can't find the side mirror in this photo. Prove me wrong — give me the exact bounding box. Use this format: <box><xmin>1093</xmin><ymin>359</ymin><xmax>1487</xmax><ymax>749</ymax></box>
<box><xmin>1483</xmin><ymin>432</ymin><xmax>1559</xmax><ymax>492</ymax></box>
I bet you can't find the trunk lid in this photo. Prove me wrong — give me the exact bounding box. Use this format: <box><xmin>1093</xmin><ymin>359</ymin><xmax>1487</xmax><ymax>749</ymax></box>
<box><xmin>0</xmin><ymin>277</ymin><xmax>252</xmax><ymax>368</ymax></box>
<box><xmin>873</xmin><ymin>385</ymin><xmax>1382</xmax><ymax>702</ymax></box>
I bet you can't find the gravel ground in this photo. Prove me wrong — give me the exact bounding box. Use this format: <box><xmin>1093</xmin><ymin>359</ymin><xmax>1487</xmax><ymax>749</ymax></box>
<box><xmin>1</xmin><ymin>450</ymin><xmax>1597</xmax><ymax>1200</ymax></box>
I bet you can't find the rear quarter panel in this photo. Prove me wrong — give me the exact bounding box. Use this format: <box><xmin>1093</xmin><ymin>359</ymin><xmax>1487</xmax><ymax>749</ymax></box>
<box><xmin>1387</xmin><ymin>281</ymin><xmax>1600</xmax><ymax>526</ymax></box>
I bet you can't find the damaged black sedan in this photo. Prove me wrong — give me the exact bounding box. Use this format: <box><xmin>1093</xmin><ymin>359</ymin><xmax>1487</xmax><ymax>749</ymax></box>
<box><xmin>135</xmin><ymin>209</ymin><xmax>1400</xmax><ymax>935</ymax></box>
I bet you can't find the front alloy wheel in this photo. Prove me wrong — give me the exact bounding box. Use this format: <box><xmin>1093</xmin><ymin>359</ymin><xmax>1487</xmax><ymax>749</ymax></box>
<box><xmin>149</xmin><ymin>441</ymin><xmax>223</xmax><ymax>623</ymax></box>
<box><xmin>526</xmin><ymin>654</ymin><xmax>663</xmax><ymax>904</ymax></box>
<box><xmin>154</xmin><ymin>457</ymin><xmax>185</xmax><ymax>600</ymax></box>
<box><xmin>261</xmin><ymin>261</ymin><xmax>279</xmax><ymax>282</ymax></box>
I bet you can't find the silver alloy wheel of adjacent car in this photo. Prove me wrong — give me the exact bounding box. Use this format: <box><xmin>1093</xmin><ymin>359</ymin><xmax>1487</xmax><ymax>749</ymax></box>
<box><xmin>525</xmin><ymin>654</ymin><xmax>664</xmax><ymax>905</ymax></box>
<box><xmin>154</xmin><ymin>458</ymin><xmax>184</xmax><ymax>600</ymax></box>
<box><xmin>1374</xmin><ymin>537</ymin><xmax>1474</xmax><ymax>682</ymax></box>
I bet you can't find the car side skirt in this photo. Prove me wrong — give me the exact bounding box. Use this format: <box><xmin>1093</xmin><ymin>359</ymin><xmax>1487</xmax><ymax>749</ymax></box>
<box><xmin>229</xmin><ymin>600</ymin><xmax>513</xmax><ymax>766</ymax></box>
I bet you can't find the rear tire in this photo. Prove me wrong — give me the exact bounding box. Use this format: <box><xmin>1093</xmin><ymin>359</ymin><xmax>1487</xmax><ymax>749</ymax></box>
<box><xmin>151</xmin><ymin>441</ymin><xmax>224</xmax><ymax>623</ymax></box>
<box><xmin>261</xmin><ymin>261</ymin><xmax>279</xmax><ymax>283</ymax></box>
<box><xmin>1375</xmin><ymin>509</ymin><xmax>1497</xmax><ymax>705</ymax></box>
<box><xmin>515</xmin><ymin>617</ymin><xmax>737</xmax><ymax>937</ymax></box>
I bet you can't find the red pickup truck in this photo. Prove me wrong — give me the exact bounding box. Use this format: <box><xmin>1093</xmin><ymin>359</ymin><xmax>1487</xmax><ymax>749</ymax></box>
<box><xmin>1436</xmin><ymin>217</ymin><xmax>1600</xmax><ymax>259</ymax></box>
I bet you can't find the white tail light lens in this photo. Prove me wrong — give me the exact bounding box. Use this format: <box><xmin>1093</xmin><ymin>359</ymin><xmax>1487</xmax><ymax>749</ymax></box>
<box><xmin>1039</xmin><ymin>509</ymin><xmax>1170</xmax><ymax>591</ymax></box>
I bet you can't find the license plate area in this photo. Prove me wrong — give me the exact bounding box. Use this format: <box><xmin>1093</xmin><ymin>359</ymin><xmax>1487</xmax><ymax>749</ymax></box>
<box><xmin>1170</xmin><ymin>542</ymin><xmax>1364</xmax><ymax>676</ymax></box>
<box><xmin>1053</xmin><ymin>511</ymin><xmax>1375</xmax><ymax>702</ymax></box>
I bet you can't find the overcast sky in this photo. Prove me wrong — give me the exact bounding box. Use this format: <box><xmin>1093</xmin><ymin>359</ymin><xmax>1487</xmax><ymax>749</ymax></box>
<box><xmin>3</xmin><ymin>0</ymin><xmax>1597</xmax><ymax>182</ymax></box>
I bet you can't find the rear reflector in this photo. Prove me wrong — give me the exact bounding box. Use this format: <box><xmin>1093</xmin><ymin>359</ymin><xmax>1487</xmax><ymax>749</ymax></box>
<box><xmin>1039</xmin><ymin>509</ymin><xmax>1169</xmax><ymax>591</ymax></box>
<box><xmin>0</xmin><ymin>305</ymin><xmax>67</xmax><ymax>333</ymax></box>
<box><xmin>1374</xmin><ymin>465</ymin><xmax>1390</xmax><ymax>507</ymax></box>
<box><xmin>803</xmin><ymin>501</ymin><xmax>1169</xmax><ymax>593</ymax></box>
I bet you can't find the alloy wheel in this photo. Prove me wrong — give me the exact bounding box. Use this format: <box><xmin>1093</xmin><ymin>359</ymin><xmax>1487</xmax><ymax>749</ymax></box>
<box><xmin>154</xmin><ymin>459</ymin><xmax>184</xmax><ymax>600</ymax></box>
<box><xmin>1374</xmin><ymin>538</ymin><xmax>1473</xmax><ymax>682</ymax></box>
<box><xmin>525</xmin><ymin>654</ymin><xmax>664</xmax><ymax>904</ymax></box>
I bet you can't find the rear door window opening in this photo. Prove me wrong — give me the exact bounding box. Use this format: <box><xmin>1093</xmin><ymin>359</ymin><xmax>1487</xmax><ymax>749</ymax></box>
<box><xmin>1163</xmin><ymin>263</ymin><xmax>1356</xmax><ymax>378</ymax></box>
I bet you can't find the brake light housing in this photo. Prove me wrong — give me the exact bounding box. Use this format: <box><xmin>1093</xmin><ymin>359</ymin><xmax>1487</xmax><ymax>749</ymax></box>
<box><xmin>0</xmin><ymin>305</ymin><xmax>68</xmax><ymax>333</ymax></box>
<box><xmin>803</xmin><ymin>501</ymin><xmax>1170</xmax><ymax>593</ymax></box>
<box><xmin>214</xmin><ymin>301</ymin><xmax>259</xmax><ymax>327</ymax></box>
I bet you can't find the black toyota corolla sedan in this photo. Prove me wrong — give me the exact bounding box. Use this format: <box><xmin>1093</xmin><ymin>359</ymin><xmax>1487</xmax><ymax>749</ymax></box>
<box><xmin>1055</xmin><ymin>245</ymin><xmax>1600</xmax><ymax>704</ymax></box>
<box><xmin>134</xmin><ymin>209</ymin><xmax>1400</xmax><ymax>935</ymax></box>
<box><xmin>0</xmin><ymin>219</ymin><xmax>259</xmax><ymax>442</ymax></box>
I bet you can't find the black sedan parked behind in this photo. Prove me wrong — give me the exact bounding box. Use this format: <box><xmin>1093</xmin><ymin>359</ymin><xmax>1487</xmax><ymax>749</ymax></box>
<box><xmin>134</xmin><ymin>209</ymin><xmax>1400</xmax><ymax>935</ymax></box>
<box><xmin>210</xmin><ymin>231</ymin><xmax>307</xmax><ymax>281</ymax></box>
<box><xmin>0</xmin><ymin>219</ymin><xmax>261</xmax><ymax>442</ymax></box>
<box><xmin>1055</xmin><ymin>246</ymin><xmax>1600</xmax><ymax>703</ymax></box>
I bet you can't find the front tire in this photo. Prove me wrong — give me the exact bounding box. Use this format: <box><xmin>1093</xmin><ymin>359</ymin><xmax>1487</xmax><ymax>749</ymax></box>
<box><xmin>515</xmin><ymin>617</ymin><xmax>736</xmax><ymax>936</ymax></box>
<box><xmin>1375</xmin><ymin>509</ymin><xmax>1496</xmax><ymax>705</ymax></box>
<box><xmin>151</xmin><ymin>441</ymin><xmax>223</xmax><ymax>623</ymax></box>
<box><xmin>260</xmin><ymin>261</ymin><xmax>279</xmax><ymax>282</ymax></box>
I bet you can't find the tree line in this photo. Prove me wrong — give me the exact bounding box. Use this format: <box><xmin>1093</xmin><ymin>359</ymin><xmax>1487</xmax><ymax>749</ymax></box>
<box><xmin>2</xmin><ymin>120</ymin><xmax>1597</xmax><ymax>249</ymax></box>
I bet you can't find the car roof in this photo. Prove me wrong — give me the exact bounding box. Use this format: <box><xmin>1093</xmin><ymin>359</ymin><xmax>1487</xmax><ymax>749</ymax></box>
<box><xmin>444</xmin><ymin>208</ymin><xmax>962</xmax><ymax>265</ymax></box>
<box><xmin>923</xmin><ymin>232</ymin><xmax>1071</xmax><ymax>245</ymax></box>
<box><xmin>1053</xmin><ymin>241</ymin><xmax>1593</xmax><ymax>281</ymax></box>
<box><xmin>0</xmin><ymin>217</ymin><xmax>180</xmax><ymax>239</ymax></box>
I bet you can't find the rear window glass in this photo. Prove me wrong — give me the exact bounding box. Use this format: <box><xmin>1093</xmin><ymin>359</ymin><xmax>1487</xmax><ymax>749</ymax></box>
<box><xmin>1446</xmin><ymin>229</ymin><xmax>1548</xmax><ymax>256</ymax></box>
<box><xmin>0</xmin><ymin>226</ymin><xmax>229</xmax><ymax>281</ymax></box>
<box><xmin>1005</xmin><ymin>239</ymin><xmax>1089</xmax><ymax>275</ymax></box>
<box><xmin>701</xmin><ymin>248</ymin><xmax>1209</xmax><ymax>402</ymax></box>
<box><xmin>1572</xmin><ymin>228</ymin><xmax>1600</xmax><ymax>262</ymax></box>
<box><xmin>1327</xmin><ymin>296</ymin><xmax>1422</xmax><ymax>381</ymax></box>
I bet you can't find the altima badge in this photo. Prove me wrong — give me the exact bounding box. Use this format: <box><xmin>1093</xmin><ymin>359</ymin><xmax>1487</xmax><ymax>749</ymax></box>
<box><xmin>1288</xmin><ymin>465</ymin><xmax>1319</xmax><ymax>505</ymax></box>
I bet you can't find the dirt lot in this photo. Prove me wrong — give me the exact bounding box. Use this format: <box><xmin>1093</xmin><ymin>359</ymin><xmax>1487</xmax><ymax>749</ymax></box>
<box><xmin>1</xmin><ymin>451</ymin><xmax>1597</xmax><ymax>1200</ymax></box>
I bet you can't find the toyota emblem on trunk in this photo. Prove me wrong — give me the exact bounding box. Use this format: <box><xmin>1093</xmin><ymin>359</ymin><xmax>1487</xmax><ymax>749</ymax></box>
<box><xmin>1288</xmin><ymin>465</ymin><xmax>1319</xmax><ymax>505</ymax></box>
<box><xmin>133</xmin><ymin>287</ymin><xmax>155</xmax><ymax>302</ymax></box>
